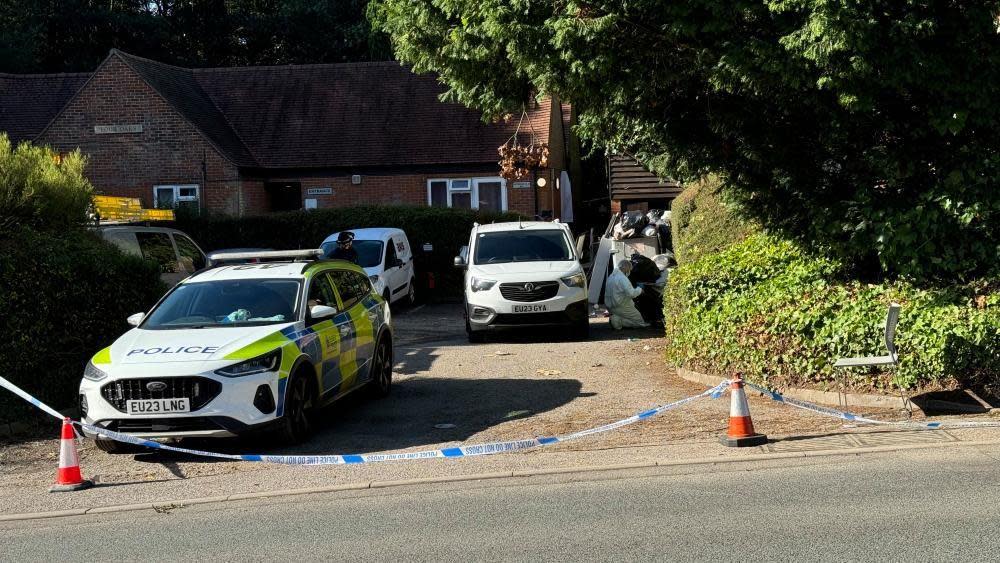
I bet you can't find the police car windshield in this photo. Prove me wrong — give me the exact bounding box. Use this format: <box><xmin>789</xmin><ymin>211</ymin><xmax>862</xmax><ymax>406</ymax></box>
<box><xmin>321</xmin><ymin>239</ymin><xmax>383</xmax><ymax>268</ymax></box>
<box><xmin>473</xmin><ymin>230</ymin><xmax>573</xmax><ymax>264</ymax></box>
<box><xmin>142</xmin><ymin>280</ymin><xmax>302</xmax><ymax>330</ymax></box>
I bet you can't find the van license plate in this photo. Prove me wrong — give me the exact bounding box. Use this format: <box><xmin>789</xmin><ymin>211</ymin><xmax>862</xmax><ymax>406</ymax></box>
<box><xmin>127</xmin><ymin>398</ymin><xmax>190</xmax><ymax>414</ymax></box>
<box><xmin>512</xmin><ymin>305</ymin><xmax>548</xmax><ymax>313</ymax></box>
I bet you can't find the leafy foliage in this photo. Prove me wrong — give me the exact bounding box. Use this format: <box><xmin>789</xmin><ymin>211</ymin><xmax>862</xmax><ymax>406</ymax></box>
<box><xmin>663</xmin><ymin>232</ymin><xmax>1000</xmax><ymax>392</ymax></box>
<box><xmin>175</xmin><ymin>205</ymin><xmax>521</xmax><ymax>298</ymax></box>
<box><xmin>0</xmin><ymin>227</ymin><xmax>164</xmax><ymax>425</ymax></box>
<box><xmin>371</xmin><ymin>0</ymin><xmax>1000</xmax><ymax>280</ymax></box>
<box><xmin>0</xmin><ymin>134</ymin><xmax>92</xmax><ymax>233</ymax></box>
<box><xmin>670</xmin><ymin>176</ymin><xmax>756</xmax><ymax>266</ymax></box>
<box><xmin>0</xmin><ymin>0</ymin><xmax>391</xmax><ymax>73</ymax></box>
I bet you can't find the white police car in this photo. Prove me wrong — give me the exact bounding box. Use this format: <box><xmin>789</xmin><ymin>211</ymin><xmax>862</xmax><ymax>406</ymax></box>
<box><xmin>79</xmin><ymin>250</ymin><xmax>394</xmax><ymax>452</ymax></box>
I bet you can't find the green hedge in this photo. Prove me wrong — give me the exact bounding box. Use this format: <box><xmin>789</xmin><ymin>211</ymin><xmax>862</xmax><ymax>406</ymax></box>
<box><xmin>0</xmin><ymin>133</ymin><xmax>92</xmax><ymax>233</ymax></box>
<box><xmin>663</xmin><ymin>232</ymin><xmax>1000</xmax><ymax>393</ymax></box>
<box><xmin>0</xmin><ymin>227</ymin><xmax>164</xmax><ymax>425</ymax></box>
<box><xmin>175</xmin><ymin>205</ymin><xmax>521</xmax><ymax>299</ymax></box>
<box><xmin>670</xmin><ymin>176</ymin><xmax>756</xmax><ymax>265</ymax></box>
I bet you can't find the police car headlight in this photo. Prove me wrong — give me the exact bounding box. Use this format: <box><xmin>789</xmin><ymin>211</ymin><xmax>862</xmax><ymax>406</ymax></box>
<box><xmin>471</xmin><ymin>277</ymin><xmax>497</xmax><ymax>292</ymax></box>
<box><xmin>215</xmin><ymin>349</ymin><xmax>281</xmax><ymax>378</ymax></box>
<box><xmin>561</xmin><ymin>273</ymin><xmax>587</xmax><ymax>288</ymax></box>
<box><xmin>83</xmin><ymin>361</ymin><xmax>108</xmax><ymax>382</ymax></box>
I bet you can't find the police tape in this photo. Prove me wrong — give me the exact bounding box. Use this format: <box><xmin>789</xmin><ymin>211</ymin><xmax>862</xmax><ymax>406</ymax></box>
<box><xmin>0</xmin><ymin>374</ymin><xmax>730</xmax><ymax>465</ymax></box>
<box><xmin>743</xmin><ymin>380</ymin><xmax>1000</xmax><ymax>429</ymax></box>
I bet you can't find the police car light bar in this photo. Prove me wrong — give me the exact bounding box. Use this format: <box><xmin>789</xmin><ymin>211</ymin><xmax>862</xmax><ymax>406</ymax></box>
<box><xmin>208</xmin><ymin>249</ymin><xmax>325</xmax><ymax>262</ymax></box>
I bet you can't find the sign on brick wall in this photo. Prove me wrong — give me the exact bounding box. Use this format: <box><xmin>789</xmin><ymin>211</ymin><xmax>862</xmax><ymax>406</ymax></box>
<box><xmin>93</xmin><ymin>124</ymin><xmax>143</xmax><ymax>134</ymax></box>
<box><xmin>306</xmin><ymin>187</ymin><xmax>333</xmax><ymax>195</ymax></box>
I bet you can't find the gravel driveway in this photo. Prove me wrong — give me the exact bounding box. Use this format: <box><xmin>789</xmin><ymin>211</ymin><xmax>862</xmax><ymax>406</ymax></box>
<box><xmin>1</xmin><ymin>304</ymin><xmax>992</xmax><ymax>515</ymax></box>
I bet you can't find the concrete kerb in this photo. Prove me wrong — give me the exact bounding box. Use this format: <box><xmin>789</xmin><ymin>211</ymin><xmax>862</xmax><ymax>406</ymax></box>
<box><xmin>3</xmin><ymin>438</ymin><xmax>999</xmax><ymax>523</ymax></box>
<box><xmin>676</xmin><ymin>367</ymin><xmax>923</xmax><ymax>414</ymax></box>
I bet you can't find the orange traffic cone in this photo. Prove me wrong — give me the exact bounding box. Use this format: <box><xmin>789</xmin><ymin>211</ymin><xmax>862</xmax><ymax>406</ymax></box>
<box><xmin>49</xmin><ymin>419</ymin><xmax>94</xmax><ymax>492</ymax></box>
<box><xmin>720</xmin><ymin>375</ymin><xmax>768</xmax><ymax>447</ymax></box>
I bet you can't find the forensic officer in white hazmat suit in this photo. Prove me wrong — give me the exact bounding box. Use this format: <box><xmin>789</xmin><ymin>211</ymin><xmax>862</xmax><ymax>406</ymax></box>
<box><xmin>605</xmin><ymin>258</ymin><xmax>649</xmax><ymax>329</ymax></box>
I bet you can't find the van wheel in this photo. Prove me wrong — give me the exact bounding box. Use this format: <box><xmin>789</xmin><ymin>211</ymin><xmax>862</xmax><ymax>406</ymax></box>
<box><xmin>367</xmin><ymin>337</ymin><xmax>393</xmax><ymax>398</ymax></box>
<box><xmin>278</xmin><ymin>375</ymin><xmax>314</xmax><ymax>445</ymax></box>
<box><xmin>466</xmin><ymin>319</ymin><xmax>486</xmax><ymax>343</ymax></box>
<box><xmin>382</xmin><ymin>290</ymin><xmax>391</xmax><ymax>306</ymax></box>
<box><xmin>406</xmin><ymin>279</ymin><xmax>417</xmax><ymax>306</ymax></box>
<box><xmin>94</xmin><ymin>437</ymin><xmax>146</xmax><ymax>454</ymax></box>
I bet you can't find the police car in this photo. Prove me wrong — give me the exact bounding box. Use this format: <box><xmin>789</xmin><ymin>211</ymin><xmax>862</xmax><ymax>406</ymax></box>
<box><xmin>79</xmin><ymin>249</ymin><xmax>394</xmax><ymax>452</ymax></box>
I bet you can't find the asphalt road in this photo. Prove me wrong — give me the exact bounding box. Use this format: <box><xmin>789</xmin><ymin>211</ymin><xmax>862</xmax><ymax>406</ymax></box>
<box><xmin>4</xmin><ymin>446</ymin><xmax>1000</xmax><ymax>561</ymax></box>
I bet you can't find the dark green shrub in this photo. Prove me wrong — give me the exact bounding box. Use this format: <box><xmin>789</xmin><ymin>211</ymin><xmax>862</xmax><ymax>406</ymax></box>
<box><xmin>664</xmin><ymin>232</ymin><xmax>1000</xmax><ymax>393</ymax></box>
<box><xmin>0</xmin><ymin>134</ymin><xmax>92</xmax><ymax>232</ymax></box>
<box><xmin>175</xmin><ymin>205</ymin><xmax>522</xmax><ymax>299</ymax></box>
<box><xmin>0</xmin><ymin>227</ymin><xmax>164</xmax><ymax>424</ymax></box>
<box><xmin>670</xmin><ymin>177</ymin><xmax>756</xmax><ymax>266</ymax></box>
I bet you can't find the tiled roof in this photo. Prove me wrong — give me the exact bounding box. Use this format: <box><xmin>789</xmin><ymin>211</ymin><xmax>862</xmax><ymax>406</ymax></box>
<box><xmin>0</xmin><ymin>72</ymin><xmax>90</xmax><ymax>143</ymax></box>
<box><xmin>0</xmin><ymin>51</ymin><xmax>559</xmax><ymax>170</ymax></box>
<box><xmin>193</xmin><ymin>61</ymin><xmax>554</xmax><ymax>168</ymax></box>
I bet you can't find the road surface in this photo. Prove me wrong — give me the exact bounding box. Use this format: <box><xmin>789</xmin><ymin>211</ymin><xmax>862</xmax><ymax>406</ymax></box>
<box><xmin>3</xmin><ymin>446</ymin><xmax>999</xmax><ymax>561</ymax></box>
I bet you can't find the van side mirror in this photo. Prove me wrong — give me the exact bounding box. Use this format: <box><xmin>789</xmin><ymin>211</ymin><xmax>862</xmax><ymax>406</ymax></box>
<box><xmin>394</xmin><ymin>258</ymin><xmax>404</xmax><ymax>268</ymax></box>
<box><xmin>127</xmin><ymin>313</ymin><xmax>144</xmax><ymax>327</ymax></box>
<box><xmin>309</xmin><ymin>305</ymin><xmax>338</xmax><ymax>320</ymax></box>
<box><xmin>453</xmin><ymin>256</ymin><xmax>466</xmax><ymax>268</ymax></box>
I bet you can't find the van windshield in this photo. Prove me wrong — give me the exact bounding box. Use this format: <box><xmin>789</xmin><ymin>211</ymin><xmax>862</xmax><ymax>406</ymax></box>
<box><xmin>321</xmin><ymin>239</ymin><xmax>383</xmax><ymax>268</ymax></box>
<box><xmin>142</xmin><ymin>280</ymin><xmax>301</xmax><ymax>329</ymax></box>
<box><xmin>473</xmin><ymin>230</ymin><xmax>573</xmax><ymax>265</ymax></box>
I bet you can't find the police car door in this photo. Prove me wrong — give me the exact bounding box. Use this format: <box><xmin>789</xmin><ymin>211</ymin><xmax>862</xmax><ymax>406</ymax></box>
<box><xmin>329</xmin><ymin>270</ymin><xmax>364</xmax><ymax>390</ymax></box>
<box><xmin>306</xmin><ymin>271</ymin><xmax>344</xmax><ymax>397</ymax></box>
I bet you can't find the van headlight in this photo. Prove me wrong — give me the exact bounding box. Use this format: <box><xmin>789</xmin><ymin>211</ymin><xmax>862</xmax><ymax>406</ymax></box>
<box><xmin>83</xmin><ymin>361</ymin><xmax>108</xmax><ymax>381</ymax></box>
<box><xmin>471</xmin><ymin>277</ymin><xmax>497</xmax><ymax>292</ymax></box>
<box><xmin>215</xmin><ymin>349</ymin><xmax>281</xmax><ymax>377</ymax></box>
<box><xmin>369</xmin><ymin>274</ymin><xmax>380</xmax><ymax>285</ymax></box>
<box><xmin>561</xmin><ymin>273</ymin><xmax>587</xmax><ymax>288</ymax></box>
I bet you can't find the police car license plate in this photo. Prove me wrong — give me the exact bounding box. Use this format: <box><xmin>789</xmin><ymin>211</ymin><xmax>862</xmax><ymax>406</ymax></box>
<box><xmin>127</xmin><ymin>398</ymin><xmax>190</xmax><ymax>414</ymax></box>
<box><xmin>512</xmin><ymin>304</ymin><xmax>548</xmax><ymax>313</ymax></box>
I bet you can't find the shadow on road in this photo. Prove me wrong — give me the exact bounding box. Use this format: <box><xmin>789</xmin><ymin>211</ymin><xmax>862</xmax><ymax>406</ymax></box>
<box><xmin>133</xmin><ymin>376</ymin><xmax>585</xmax><ymax>464</ymax></box>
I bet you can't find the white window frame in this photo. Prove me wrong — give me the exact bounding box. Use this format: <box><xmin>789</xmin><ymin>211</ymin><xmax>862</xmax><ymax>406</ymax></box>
<box><xmin>153</xmin><ymin>184</ymin><xmax>200</xmax><ymax>209</ymax></box>
<box><xmin>426</xmin><ymin>177</ymin><xmax>507</xmax><ymax>211</ymax></box>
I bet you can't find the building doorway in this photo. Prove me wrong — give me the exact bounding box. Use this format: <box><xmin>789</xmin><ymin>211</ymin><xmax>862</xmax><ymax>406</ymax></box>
<box><xmin>265</xmin><ymin>182</ymin><xmax>302</xmax><ymax>212</ymax></box>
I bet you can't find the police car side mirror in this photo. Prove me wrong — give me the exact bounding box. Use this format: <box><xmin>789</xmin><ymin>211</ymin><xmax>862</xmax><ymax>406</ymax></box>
<box><xmin>127</xmin><ymin>312</ymin><xmax>144</xmax><ymax>327</ymax></box>
<box><xmin>309</xmin><ymin>305</ymin><xmax>337</xmax><ymax>320</ymax></box>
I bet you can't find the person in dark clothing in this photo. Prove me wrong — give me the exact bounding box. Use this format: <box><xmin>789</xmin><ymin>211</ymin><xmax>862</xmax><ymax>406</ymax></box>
<box><xmin>328</xmin><ymin>231</ymin><xmax>359</xmax><ymax>264</ymax></box>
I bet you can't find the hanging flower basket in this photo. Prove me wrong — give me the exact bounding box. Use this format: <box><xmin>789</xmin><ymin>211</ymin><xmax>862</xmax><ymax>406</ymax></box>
<box><xmin>498</xmin><ymin>109</ymin><xmax>550</xmax><ymax>181</ymax></box>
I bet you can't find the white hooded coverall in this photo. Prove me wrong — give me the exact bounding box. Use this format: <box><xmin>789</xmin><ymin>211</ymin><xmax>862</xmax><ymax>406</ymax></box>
<box><xmin>606</xmin><ymin>268</ymin><xmax>647</xmax><ymax>329</ymax></box>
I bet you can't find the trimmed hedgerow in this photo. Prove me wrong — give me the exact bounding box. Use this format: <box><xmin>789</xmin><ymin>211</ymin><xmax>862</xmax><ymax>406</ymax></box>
<box><xmin>0</xmin><ymin>227</ymin><xmax>164</xmax><ymax>425</ymax></box>
<box><xmin>663</xmin><ymin>232</ymin><xmax>1000</xmax><ymax>393</ymax></box>
<box><xmin>670</xmin><ymin>175</ymin><xmax>756</xmax><ymax>266</ymax></box>
<box><xmin>174</xmin><ymin>205</ymin><xmax>522</xmax><ymax>300</ymax></box>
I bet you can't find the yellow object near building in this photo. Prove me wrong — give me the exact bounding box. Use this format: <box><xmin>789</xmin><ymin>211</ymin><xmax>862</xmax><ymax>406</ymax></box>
<box><xmin>93</xmin><ymin>195</ymin><xmax>174</xmax><ymax>222</ymax></box>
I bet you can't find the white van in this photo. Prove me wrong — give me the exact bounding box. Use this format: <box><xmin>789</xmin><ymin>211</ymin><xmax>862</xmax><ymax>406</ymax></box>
<box><xmin>321</xmin><ymin>228</ymin><xmax>416</xmax><ymax>306</ymax></box>
<box><xmin>454</xmin><ymin>221</ymin><xmax>589</xmax><ymax>342</ymax></box>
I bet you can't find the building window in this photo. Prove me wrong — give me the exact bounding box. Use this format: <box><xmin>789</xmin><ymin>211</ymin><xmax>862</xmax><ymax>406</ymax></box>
<box><xmin>427</xmin><ymin>178</ymin><xmax>507</xmax><ymax>211</ymax></box>
<box><xmin>154</xmin><ymin>184</ymin><xmax>200</xmax><ymax>210</ymax></box>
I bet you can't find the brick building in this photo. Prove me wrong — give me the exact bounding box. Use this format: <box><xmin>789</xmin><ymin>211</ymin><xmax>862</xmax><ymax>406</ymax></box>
<box><xmin>0</xmin><ymin>50</ymin><xmax>577</xmax><ymax>218</ymax></box>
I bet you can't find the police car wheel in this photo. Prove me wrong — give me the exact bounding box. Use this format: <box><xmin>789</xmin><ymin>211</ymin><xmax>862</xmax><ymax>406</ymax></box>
<box><xmin>368</xmin><ymin>338</ymin><xmax>393</xmax><ymax>398</ymax></box>
<box><xmin>94</xmin><ymin>437</ymin><xmax>145</xmax><ymax>454</ymax></box>
<box><xmin>279</xmin><ymin>375</ymin><xmax>314</xmax><ymax>444</ymax></box>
